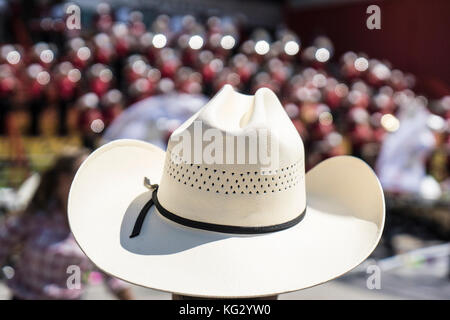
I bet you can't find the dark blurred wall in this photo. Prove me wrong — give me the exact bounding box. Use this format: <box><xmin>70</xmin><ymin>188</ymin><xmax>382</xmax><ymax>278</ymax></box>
<box><xmin>285</xmin><ymin>0</ymin><xmax>450</xmax><ymax>98</ymax></box>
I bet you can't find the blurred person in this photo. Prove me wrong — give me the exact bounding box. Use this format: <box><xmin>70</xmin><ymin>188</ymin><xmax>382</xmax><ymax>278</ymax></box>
<box><xmin>0</xmin><ymin>148</ymin><xmax>134</xmax><ymax>300</ymax></box>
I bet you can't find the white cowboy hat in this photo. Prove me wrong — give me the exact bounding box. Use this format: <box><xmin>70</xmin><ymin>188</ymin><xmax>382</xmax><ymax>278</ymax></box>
<box><xmin>68</xmin><ymin>85</ymin><xmax>385</xmax><ymax>298</ymax></box>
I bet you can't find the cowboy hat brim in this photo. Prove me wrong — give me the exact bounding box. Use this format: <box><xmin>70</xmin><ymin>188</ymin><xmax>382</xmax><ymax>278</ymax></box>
<box><xmin>68</xmin><ymin>139</ymin><xmax>385</xmax><ymax>298</ymax></box>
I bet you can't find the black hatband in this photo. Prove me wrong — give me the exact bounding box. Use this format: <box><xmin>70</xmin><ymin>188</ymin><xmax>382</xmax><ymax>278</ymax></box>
<box><xmin>130</xmin><ymin>185</ymin><xmax>306</xmax><ymax>238</ymax></box>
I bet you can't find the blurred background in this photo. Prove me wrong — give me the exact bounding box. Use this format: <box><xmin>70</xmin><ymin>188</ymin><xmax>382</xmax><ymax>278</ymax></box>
<box><xmin>0</xmin><ymin>0</ymin><xmax>449</xmax><ymax>299</ymax></box>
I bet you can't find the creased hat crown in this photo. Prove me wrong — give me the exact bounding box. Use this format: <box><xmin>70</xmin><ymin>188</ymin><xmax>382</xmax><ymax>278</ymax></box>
<box><xmin>157</xmin><ymin>85</ymin><xmax>306</xmax><ymax>227</ymax></box>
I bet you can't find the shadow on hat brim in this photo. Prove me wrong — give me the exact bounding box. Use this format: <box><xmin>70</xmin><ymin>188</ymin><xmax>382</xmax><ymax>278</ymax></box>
<box><xmin>68</xmin><ymin>139</ymin><xmax>385</xmax><ymax>298</ymax></box>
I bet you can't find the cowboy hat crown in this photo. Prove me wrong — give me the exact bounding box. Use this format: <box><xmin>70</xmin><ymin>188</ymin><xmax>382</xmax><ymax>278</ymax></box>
<box><xmin>157</xmin><ymin>84</ymin><xmax>306</xmax><ymax>228</ymax></box>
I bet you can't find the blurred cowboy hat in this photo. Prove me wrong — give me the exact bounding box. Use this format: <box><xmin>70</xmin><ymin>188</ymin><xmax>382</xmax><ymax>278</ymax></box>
<box><xmin>68</xmin><ymin>85</ymin><xmax>385</xmax><ymax>298</ymax></box>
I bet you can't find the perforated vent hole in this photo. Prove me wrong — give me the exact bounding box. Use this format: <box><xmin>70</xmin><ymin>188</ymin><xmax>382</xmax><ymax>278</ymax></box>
<box><xmin>164</xmin><ymin>151</ymin><xmax>303</xmax><ymax>195</ymax></box>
